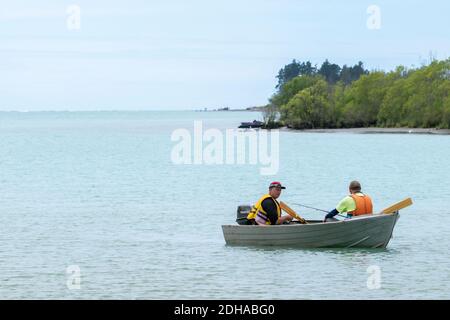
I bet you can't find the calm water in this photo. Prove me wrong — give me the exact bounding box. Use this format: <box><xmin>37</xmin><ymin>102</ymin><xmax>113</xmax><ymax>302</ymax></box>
<box><xmin>0</xmin><ymin>111</ymin><xmax>449</xmax><ymax>299</ymax></box>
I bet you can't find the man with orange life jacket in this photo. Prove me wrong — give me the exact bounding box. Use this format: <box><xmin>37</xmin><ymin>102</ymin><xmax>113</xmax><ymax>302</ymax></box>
<box><xmin>324</xmin><ymin>180</ymin><xmax>373</xmax><ymax>222</ymax></box>
<box><xmin>246</xmin><ymin>182</ymin><xmax>293</xmax><ymax>226</ymax></box>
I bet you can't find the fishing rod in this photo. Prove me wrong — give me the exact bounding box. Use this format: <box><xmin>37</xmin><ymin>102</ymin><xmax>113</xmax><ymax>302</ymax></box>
<box><xmin>291</xmin><ymin>203</ymin><xmax>328</xmax><ymax>213</ymax></box>
<box><xmin>291</xmin><ymin>203</ymin><xmax>348</xmax><ymax>219</ymax></box>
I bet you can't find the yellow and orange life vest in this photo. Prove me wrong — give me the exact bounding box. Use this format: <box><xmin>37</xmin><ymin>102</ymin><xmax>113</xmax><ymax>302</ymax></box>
<box><xmin>246</xmin><ymin>194</ymin><xmax>281</xmax><ymax>225</ymax></box>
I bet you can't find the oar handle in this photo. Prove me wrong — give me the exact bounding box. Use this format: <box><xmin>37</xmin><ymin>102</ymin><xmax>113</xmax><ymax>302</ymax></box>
<box><xmin>280</xmin><ymin>201</ymin><xmax>307</xmax><ymax>224</ymax></box>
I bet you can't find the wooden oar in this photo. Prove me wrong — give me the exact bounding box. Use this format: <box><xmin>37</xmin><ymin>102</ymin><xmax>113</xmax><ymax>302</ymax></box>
<box><xmin>279</xmin><ymin>201</ymin><xmax>307</xmax><ymax>224</ymax></box>
<box><xmin>380</xmin><ymin>198</ymin><xmax>413</xmax><ymax>214</ymax></box>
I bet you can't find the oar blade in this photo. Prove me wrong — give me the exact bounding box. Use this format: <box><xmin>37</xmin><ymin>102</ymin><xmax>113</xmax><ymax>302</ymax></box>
<box><xmin>380</xmin><ymin>198</ymin><xmax>413</xmax><ymax>214</ymax></box>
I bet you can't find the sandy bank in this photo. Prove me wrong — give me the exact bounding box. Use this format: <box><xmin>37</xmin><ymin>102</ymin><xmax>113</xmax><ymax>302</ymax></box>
<box><xmin>278</xmin><ymin>127</ymin><xmax>450</xmax><ymax>135</ymax></box>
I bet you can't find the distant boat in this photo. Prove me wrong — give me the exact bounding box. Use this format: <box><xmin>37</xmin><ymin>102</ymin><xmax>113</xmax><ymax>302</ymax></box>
<box><xmin>238</xmin><ymin>120</ymin><xmax>264</xmax><ymax>128</ymax></box>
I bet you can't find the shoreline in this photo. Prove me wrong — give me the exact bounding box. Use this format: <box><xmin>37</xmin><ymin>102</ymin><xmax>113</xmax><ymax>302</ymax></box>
<box><xmin>278</xmin><ymin>127</ymin><xmax>450</xmax><ymax>135</ymax></box>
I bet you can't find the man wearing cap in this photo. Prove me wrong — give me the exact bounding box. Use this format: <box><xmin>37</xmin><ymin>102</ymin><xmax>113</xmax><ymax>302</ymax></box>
<box><xmin>246</xmin><ymin>182</ymin><xmax>293</xmax><ymax>226</ymax></box>
<box><xmin>324</xmin><ymin>180</ymin><xmax>373</xmax><ymax>222</ymax></box>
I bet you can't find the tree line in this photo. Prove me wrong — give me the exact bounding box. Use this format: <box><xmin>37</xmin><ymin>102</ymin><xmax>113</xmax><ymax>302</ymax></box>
<box><xmin>264</xmin><ymin>58</ymin><xmax>450</xmax><ymax>129</ymax></box>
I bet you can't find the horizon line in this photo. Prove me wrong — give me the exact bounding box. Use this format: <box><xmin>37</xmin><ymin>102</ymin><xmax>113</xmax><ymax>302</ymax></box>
<box><xmin>0</xmin><ymin>108</ymin><xmax>259</xmax><ymax>113</ymax></box>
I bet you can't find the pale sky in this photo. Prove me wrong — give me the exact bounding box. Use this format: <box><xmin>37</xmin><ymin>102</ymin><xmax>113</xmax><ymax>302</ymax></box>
<box><xmin>1</xmin><ymin>0</ymin><xmax>449</xmax><ymax>111</ymax></box>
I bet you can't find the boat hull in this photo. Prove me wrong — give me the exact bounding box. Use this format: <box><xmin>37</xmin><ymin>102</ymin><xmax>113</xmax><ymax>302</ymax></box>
<box><xmin>222</xmin><ymin>212</ymin><xmax>399</xmax><ymax>248</ymax></box>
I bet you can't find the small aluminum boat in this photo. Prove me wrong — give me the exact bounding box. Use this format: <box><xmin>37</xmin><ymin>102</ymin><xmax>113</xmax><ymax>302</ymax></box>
<box><xmin>222</xmin><ymin>211</ymin><xmax>400</xmax><ymax>248</ymax></box>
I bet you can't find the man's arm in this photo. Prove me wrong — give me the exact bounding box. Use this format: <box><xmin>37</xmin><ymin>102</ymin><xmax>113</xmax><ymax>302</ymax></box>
<box><xmin>324</xmin><ymin>208</ymin><xmax>339</xmax><ymax>221</ymax></box>
<box><xmin>324</xmin><ymin>196</ymin><xmax>355</xmax><ymax>221</ymax></box>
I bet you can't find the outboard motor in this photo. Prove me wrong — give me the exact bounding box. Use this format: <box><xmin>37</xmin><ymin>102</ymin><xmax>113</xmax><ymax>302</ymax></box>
<box><xmin>236</xmin><ymin>205</ymin><xmax>252</xmax><ymax>225</ymax></box>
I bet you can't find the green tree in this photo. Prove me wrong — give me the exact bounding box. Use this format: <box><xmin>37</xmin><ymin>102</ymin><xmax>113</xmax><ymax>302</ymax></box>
<box><xmin>280</xmin><ymin>79</ymin><xmax>333</xmax><ymax>129</ymax></box>
<box><xmin>275</xmin><ymin>60</ymin><xmax>317</xmax><ymax>89</ymax></box>
<box><xmin>298</xmin><ymin>61</ymin><xmax>317</xmax><ymax>76</ymax></box>
<box><xmin>402</xmin><ymin>60</ymin><xmax>450</xmax><ymax>127</ymax></box>
<box><xmin>377</xmin><ymin>66</ymin><xmax>411</xmax><ymax>127</ymax></box>
<box><xmin>340</xmin><ymin>61</ymin><xmax>369</xmax><ymax>85</ymax></box>
<box><xmin>270</xmin><ymin>75</ymin><xmax>323</xmax><ymax>108</ymax></box>
<box><xmin>340</xmin><ymin>71</ymin><xmax>397</xmax><ymax>127</ymax></box>
<box><xmin>331</xmin><ymin>81</ymin><xmax>347</xmax><ymax>128</ymax></box>
<box><xmin>262</xmin><ymin>103</ymin><xmax>281</xmax><ymax>128</ymax></box>
<box><xmin>319</xmin><ymin>59</ymin><xmax>341</xmax><ymax>84</ymax></box>
<box><xmin>441</xmin><ymin>95</ymin><xmax>450</xmax><ymax>128</ymax></box>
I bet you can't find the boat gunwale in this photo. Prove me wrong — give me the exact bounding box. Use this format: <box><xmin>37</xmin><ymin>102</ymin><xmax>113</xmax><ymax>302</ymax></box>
<box><xmin>222</xmin><ymin>212</ymin><xmax>398</xmax><ymax>229</ymax></box>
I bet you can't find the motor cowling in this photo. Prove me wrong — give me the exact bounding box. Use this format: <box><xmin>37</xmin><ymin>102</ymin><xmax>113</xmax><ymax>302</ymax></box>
<box><xmin>236</xmin><ymin>205</ymin><xmax>251</xmax><ymax>225</ymax></box>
